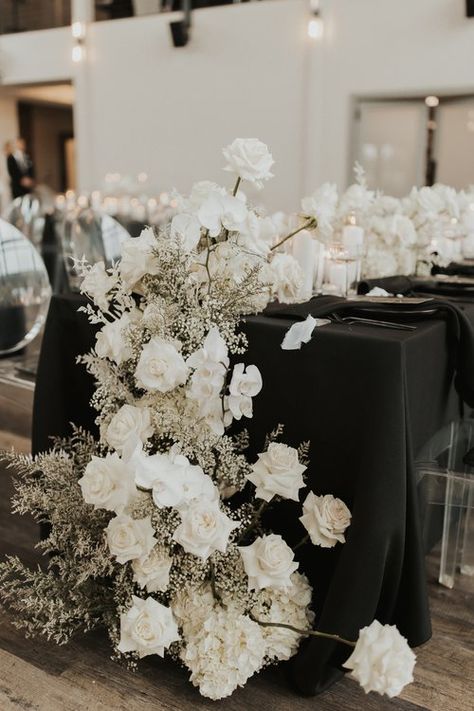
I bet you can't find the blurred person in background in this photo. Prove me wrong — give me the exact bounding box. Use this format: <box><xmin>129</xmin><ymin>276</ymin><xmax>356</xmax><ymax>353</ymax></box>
<box><xmin>6</xmin><ymin>137</ymin><xmax>35</xmax><ymax>199</ymax></box>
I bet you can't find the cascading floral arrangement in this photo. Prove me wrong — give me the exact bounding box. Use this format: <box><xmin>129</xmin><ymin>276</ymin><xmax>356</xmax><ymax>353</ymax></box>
<box><xmin>0</xmin><ymin>139</ymin><xmax>415</xmax><ymax>700</ymax></box>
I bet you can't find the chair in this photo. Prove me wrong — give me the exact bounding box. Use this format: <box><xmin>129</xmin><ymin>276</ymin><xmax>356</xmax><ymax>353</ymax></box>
<box><xmin>416</xmin><ymin>419</ymin><xmax>474</xmax><ymax>588</ymax></box>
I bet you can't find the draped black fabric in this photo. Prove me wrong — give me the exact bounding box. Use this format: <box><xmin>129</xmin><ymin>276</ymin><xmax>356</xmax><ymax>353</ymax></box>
<box><xmin>32</xmin><ymin>293</ymin><xmax>474</xmax><ymax>696</ymax></box>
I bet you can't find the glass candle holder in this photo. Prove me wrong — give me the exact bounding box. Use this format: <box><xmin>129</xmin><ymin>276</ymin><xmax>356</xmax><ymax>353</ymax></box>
<box><xmin>323</xmin><ymin>243</ymin><xmax>357</xmax><ymax>297</ymax></box>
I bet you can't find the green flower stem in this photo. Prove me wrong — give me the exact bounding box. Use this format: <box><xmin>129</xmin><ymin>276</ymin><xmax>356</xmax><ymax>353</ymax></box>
<box><xmin>293</xmin><ymin>533</ymin><xmax>310</xmax><ymax>551</ymax></box>
<box><xmin>270</xmin><ymin>217</ymin><xmax>318</xmax><ymax>252</ymax></box>
<box><xmin>232</xmin><ymin>176</ymin><xmax>242</xmax><ymax>197</ymax></box>
<box><xmin>249</xmin><ymin>613</ymin><xmax>356</xmax><ymax>648</ymax></box>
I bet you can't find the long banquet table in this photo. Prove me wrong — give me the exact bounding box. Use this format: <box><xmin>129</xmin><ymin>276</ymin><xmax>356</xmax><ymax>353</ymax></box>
<box><xmin>31</xmin><ymin>292</ymin><xmax>474</xmax><ymax>696</ymax></box>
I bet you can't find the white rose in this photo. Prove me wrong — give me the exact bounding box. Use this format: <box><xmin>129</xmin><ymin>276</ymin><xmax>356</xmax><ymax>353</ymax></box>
<box><xmin>343</xmin><ymin>620</ymin><xmax>416</xmax><ymax>698</ymax></box>
<box><xmin>80</xmin><ymin>261</ymin><xmax>116</xmax><ymax>310</ymax></box>
<box><xmin>223</xmin><ymin>138</ymin><xmax>274</xmax><ymax>188</ymax></box>
<box><xmin>299</xmin><ymin>492</ymin><xmax>351</xmax><ymax>548</ymax></box>
<box><xmin>247</xmin><ymin>442</ymin><xmax>306</xmax><ymax>502</ymax></box>
<box><xmin>95</xmin><ymin>311</ymin><xmax>137</xmax><ymax>364</ymax></box>
<box><xmin>269</xmin><ymin>253</ymin><xmax>304</xmax><ymax>303</ymax></box>
<box><xmin>118</xmin><ymin>595</ymin><xmax>180</xmax><ymax>658</ymax></box>
<box><xmin>198</xmin><ymin>191</ymin><xmax>248</xmax><ymax>237</ymax></box>
<box><xmin>172</xmin><ymin>500</ymin><xmax>238</xmax><ymax>560</ymax></box>
<box><xmin>189</xmin><ymin>181</ymin><xmax>225</xmax><ymax>209</ymax></box>
<box><xmin>119</xmin><ymin>228</ymin><xmax>159</xmax><ymax>287</ymax></box>
<box><xmin>106</xmin><ymin>404</ymin><xmax>153</xmax><ymax>459</ymax></box>
<box><xmin>106</xmin><ymin>514</ymin><xmax>157</xmax><ymax>564</ymax></box>
<box><xmin>239</xmin><ymin>534</ymin><xmax>298</xmax><ymax>591</ymax></box>
<box><xmin>132</xmin><ymin>446</ymin><xmax>218</xmax><ymax>509</ymax></box>
<box><xmin>78</xmin><ymin>453</ymin><xmax>136</xmax><ymax>513</ymax></box>
<box><xmin>135</xmin><ymin>337</ymin><xmax>189</xmax><ymax>393</ymax></box>
<box><xmin>301</xmin><ymin>183</ymin><xmax>338</xmax><ymax>237</ymax></box>
<box><xmin>228</xmin><ymin>363</ymin><xmax>262</xmax><ymax>420</ymax></box>
<box><xmin>170</xmin><ymin>213</ymin><xmax>202</xmax><ymax>252</ymax></box>
<box><xmin>132</xmin><ymin>545</ymin><xmax>172</xmax><ymax>593</ymax></box>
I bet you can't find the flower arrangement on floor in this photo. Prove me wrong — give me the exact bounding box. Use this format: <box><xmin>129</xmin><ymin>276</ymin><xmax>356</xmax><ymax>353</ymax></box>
<box><xmin>0</xmin><ymin>139</ymin><xmax>415</xmax><ymax>700</ymax></box>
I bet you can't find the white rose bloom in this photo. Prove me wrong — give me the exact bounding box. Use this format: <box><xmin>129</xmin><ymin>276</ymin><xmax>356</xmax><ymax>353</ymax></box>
<box><xmin>78</xmin><ymin>453</ymin><xmax>136</xmax><ymax>514</ymax></box>
<box><xmin>131</xmin><ymin>545</ymin><xmax>173</xmax><ymax>593</ymax></box>
<box><xmin>170</xmin><ymin>213</ymin><xmax>202</xmax><ymax>252</ymax></box>
<box><xmin>228</xmin><ymin>363</ymin><xmax>262</xmax><ymax>420</ymax></box>
<box><xmin>189</xmin><ymin>180</ymin><xmax>225</xmax><ymax>209</ymax></box>
<box><xmin>198</xmin><ymin>191</ymin><xmax>248</xmax><ymax>237</ymax></box>
<box><xmin>105</xmin><ymin>404</ymin><xmax>153</xmax><ymax>459</ymax></box>
<box><xmin>106</xmin><ymin>514</ymin><xmax>157</xmax><ymax>564</ymax></box>
<box><xmin>187</xmin><ymin>326</ymin><xmax>229</xmax><ymax>369</ymax></box>
<box><xmin>239</xmin><ymin>534</ymin><xmax>298</xmax><ymax>591</ymax></box>
<box><xmin>135</xmin><ymin>337</ymin><xmax>189</xmax><ymax>392</ymax></box>
<box><xmin>95</xmin><ymin>310</ymin><xmax>137</xmax><ymax>364</ymax></box>
<box><xmin>247</xmin><ymin>442</ymin><xmax>306</xmax><ymax>502</ymax></box>
<box><xmin>301</xmin><ymin>183</ymin><xmax>338</xmax><ymax>237</ymax></box>
<box><xmin>343</xmin><ymin>620</ymin><xmax>416</xmax><ymax>698</ymax></box>
<box><xmin>119</xmin><ymin>228</ymin><xmax>159</xmax><ymax>287</ymax></box>
<box><xmin>118</xmin><ymin>595</ymin><xmax>180</xmax><ymax>659</ymax></box>
<box><xmin>222</xmin><ymin>138</ymin><xmax>274</xmax><ymax>188</ymax></box>
<box><xmin>269</xmin><ymin>252</ymin><xmax>304</xmax><ymax>303</ymax></box>
<box><xmin>300</xmin><ymin>492</ymin><xmax>351</xmax><ymax>548</ymax></box>
<box><xmin>132</xmin><ymin>446</ymin><xmax>218</xmax><ymax>509</ymax></box>
<box><xmin>80</xmin><ymin>261</ymin><xmax>116</xmax><ymax>311</ymax></box>
<box><xmin>173</xmin><ymin>500</ymin><xmax>238</xmax><ymax>560</ymax></box>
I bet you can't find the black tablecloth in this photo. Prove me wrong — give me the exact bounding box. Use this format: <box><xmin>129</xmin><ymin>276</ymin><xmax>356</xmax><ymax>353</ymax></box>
<box><xmin>32</xmin><ymin>294</ymin><xmax>474</xmax><ymax>696</ymax></box>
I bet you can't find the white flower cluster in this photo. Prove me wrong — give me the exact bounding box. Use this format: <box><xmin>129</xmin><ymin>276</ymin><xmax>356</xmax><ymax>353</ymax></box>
<box><xmin>301</xmin><ymin>171</ymin><xmax>474</xmax><ymax>278</ymax></box>
<box><xmin>75</xmin><ymin>139</ymin><xmax>414</xmax><ymax>700</ymax></box>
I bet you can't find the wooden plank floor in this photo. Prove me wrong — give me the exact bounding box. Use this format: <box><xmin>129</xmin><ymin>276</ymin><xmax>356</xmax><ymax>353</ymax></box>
<box><xmin>0</xmin><ymin>434</ymin><xmax>473</xmax><ymax>711</ymax></box>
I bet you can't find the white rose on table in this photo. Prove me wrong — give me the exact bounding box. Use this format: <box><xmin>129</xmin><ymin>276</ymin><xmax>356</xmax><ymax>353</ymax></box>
<box><xmin>118</xmin><ymin>595</ymin><xmax>180</xmax><ymax>658</ymax></box>
<box><xmin>135</xmin><ymin>337</ymin><xmax>189</xmax><ymax>393</ymax></box>
<box><xmin>228</xmin><ymin>363</ymin><xmax>262</xmax><ymax>420</ymax></box>
<box><xmin>105</xmin><ymin>404</ymin><xmax>153</xmax><ymax>459</ymax></box>
<box><xmin>223</xmin><ymin>138</ymin><xmax>274</xmax><ymax>188</ymax></box>
<box><xmin>343</xmin><ymin>620</ymin><xmax>416</xmax><ymax>698</ymax></box>
<box><xmin>301</xmin><ymin>182</ymin><xmax>338</xmax><ymax>237</ymax></box>
<box><xmin>170</xmin><ymin>213</ymin><xmax>202</xmax><ymax>252</ymax></box>
<box><xmin>247</xmin><ymin>442</ymin><xmax>306</xmax><ymax>502</ymax></box>
<box><xmin>132</xmin><ymin>545</ymin><xmax>173</xmax><ymax>593</ymax></box>
<box><xmin>239</xmin><ymin>534</ymin><xmax>298</xmax><ymax>591</ymax></box>
<box><xmin>198</xmin><ymin>191</ymin><xmax>248</xmax><ymax>237</ymax></box>
<box><xmin>132</xmin><ymin>446</ymin><xmax>218</xmax><ymax>509</ymax></box>
<box><xmin>119</xmin><ymin>227</ymin><xmax>159</xmax><ymax>288</ymax></box>
<box><xmin>95</xmin><ymin>311</ymin><xmax>136</xmax><ymax>365</ymax></box>
<box><xmin>80</xmin><ymin>261</ymin><xmax>116</xmax><ymax>311</ymax></box>
<box><xmin>172</xmin><ymin>500</ymin><xmax>238</xmax><ymax>560</ymax></box>
<box><xmin>106</xmin><ymin>513</ymin><xmax>157</xmax><ymax>564</ymax></box>
<box><xmin>78</xmin><ymin>453</ymin><xmax>136</xmax><ymax>514</ymax></box>
<box><xmin>269</xmin><ymin>253</ymin><xmax>304</xmax><ymax>304</ymax></box>
<box><xmin>299</xmin><ymin>492</ymin><xmax>351</xmax><ymax>548</ymax></box>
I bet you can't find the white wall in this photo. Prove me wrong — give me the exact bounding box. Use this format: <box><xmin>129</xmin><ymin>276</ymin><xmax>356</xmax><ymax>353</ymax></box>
<box><xmin>315</xmin><ymin>0</ymin><xmax>474</xmax><ymax>189</ymax></box>
<box><xmin>2</xmin><ymin>0</ymin><xmax>474</xmax><ymax>207</ymax></box>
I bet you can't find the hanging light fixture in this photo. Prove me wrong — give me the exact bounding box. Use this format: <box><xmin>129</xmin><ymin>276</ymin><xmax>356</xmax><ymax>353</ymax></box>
<box><xmin>308</xmin><ymin>0</ymin><xmax>324</xmax><ymax>40</ymax></box>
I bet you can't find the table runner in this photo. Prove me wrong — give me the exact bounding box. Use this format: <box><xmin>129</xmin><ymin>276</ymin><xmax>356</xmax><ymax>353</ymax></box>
<box><xmin>32</xmin><ymin>293</ymin><xmax>474</xmax><ymax>695</ymax></box>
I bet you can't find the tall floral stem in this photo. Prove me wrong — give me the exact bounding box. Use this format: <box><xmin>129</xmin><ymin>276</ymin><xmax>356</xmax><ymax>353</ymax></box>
<box><xmin>232</xmin><ymin>177</ymin><xmax>242</xmax><ymax>197</ymax></box>
<box><xmin>237</xmin><ymin>500</ymin><xmax>268</xmax><ymax>544</ymax></box>
<box><xmin>270</xmin><ymin>217</ymin><xmax>318</xmax><ymax>252</ymax></box>
<box><xmin>249</xmin><ymin>614</ymin><xmax>356</xmax><ymax>648</ymax></box>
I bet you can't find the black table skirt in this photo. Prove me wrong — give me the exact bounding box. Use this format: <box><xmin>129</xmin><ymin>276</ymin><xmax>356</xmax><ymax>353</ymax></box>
<box><xmin>32</xmin><ymin>294</ymin><xmax>471</xmax><ymax>696</ymax></box>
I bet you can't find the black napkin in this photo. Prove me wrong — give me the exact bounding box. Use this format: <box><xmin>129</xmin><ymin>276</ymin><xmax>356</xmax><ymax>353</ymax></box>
<box><xmin>357</xmin><ymin>275</ymin><xmax>414</xmax><ymax>295</ymax></box>
<box><xmin>265</xmin><ymin>295</ymin><xmax>474</xmax><ymax>408</ymax></box>
<box><xmin>432</xmin><ymin>262</ymin><xmax>474</xmax><ymax>278</ymax></box>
